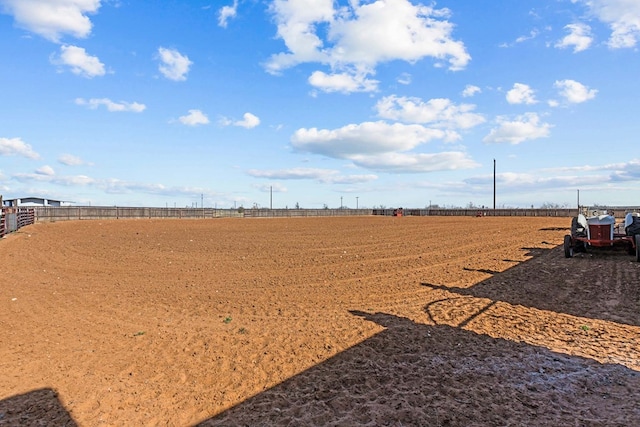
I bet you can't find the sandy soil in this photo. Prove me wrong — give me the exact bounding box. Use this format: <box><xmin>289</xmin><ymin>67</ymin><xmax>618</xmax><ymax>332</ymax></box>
<box><xmin>0</xmin><ymin>216</ymin><xmax>639</xmax><ymax>426</ymax></box>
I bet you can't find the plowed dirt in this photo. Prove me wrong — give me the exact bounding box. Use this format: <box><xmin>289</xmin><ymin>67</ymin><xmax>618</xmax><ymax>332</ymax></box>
<box><xmin>1</xmin><ymin>216</ymin><xmax>639</xmax><ymax>426</ymax></box>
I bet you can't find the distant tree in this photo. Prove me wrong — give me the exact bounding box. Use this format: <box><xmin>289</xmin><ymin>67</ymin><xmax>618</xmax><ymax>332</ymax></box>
<box><xmin>540</xmin><ymin>202</ymin><xmax>569</xmax><ymax>208</ymax></box>
<box><xmin>540</xmin><ymin>202</ymin><xmax>560</xmax><ymax>209</ymax></box>
<box><xmin>466</xmin><ymin>202</ymin><xmax>477</xmax><ymax>209</ymax></box>
<box><xmin>295</xmin><ymin>202</ymin><xmax>300</xmax><ymax>209</ymax></box>
<box><xmin>323</xmin><ymin>204</ymin><xmax>328</xmax><ymax>209</ymax></box>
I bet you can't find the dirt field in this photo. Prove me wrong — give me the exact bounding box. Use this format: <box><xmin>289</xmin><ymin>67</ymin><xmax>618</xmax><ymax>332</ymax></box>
<box><xmin>1</xmin><ymin>216</ymin><xmax>639</xmax><ymax>426</ymax></box>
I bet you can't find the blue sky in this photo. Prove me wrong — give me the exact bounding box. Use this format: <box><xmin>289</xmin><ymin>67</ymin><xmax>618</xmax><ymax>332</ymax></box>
<box><xmin>1</xmin><ymin>0</ymin><xmax>639</xmax><ymax>209</ymax></box>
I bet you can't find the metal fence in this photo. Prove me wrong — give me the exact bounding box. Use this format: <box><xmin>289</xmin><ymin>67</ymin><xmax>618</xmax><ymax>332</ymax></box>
<box><xmin>378</xmin><ymin>208</ymin><xmax>579</xmax><ymax>217</ymax></box>
<box><xmin>15</xmin><ymin>206</ymin><xmax>640</xmax><ymax>224</ymax></box>
<box><xmin>33</xmin><ymin>206</ymin><xmax>243</xmax><ymax>221</ymax></box>
<box><xmin>28</xmin><ymin>206</ymin><xmax>582</xmax><ymax>222</ymax></box>
<box><xmin>0</xmin><ymin>207</ymin><xmax>36</xmax><ymax>237</ymax></box>
<box><xmin>32</xmin><ymin>207</ymin><xmax>374</xmax><ymax>221</ymax></box>
<box><xmin>243</xmin><ymin>209</ymin><xmax>371</xmax><ymax>218</ymax></box>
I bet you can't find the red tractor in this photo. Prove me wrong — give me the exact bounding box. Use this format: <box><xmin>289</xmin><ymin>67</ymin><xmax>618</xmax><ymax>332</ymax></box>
<box><xmin>564</xmin><ymin>211</ymin><xmax>640</xmax><ymax>261</ymax></box>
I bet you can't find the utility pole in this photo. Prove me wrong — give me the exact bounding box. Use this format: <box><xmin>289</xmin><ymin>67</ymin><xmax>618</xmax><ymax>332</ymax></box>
<box><xmin>493</xmin><ymin>159</ymin><xmax>496</xmax><ymax>210</ymax></box>
<box><xmin>340</xmin><ymin>196</ymin><xmax>343</xmax><ymax>209</ymax></box>
<box><xmin>270</xmin><ymin>186</ymin><xmax>273</xmax><ymax>209</ymax></box>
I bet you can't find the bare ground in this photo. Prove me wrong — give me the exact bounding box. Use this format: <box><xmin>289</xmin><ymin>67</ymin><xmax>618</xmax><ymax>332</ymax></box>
<box><xmin>0</xmin><ymin>216</ymin><xmax>638</xmax><ymax>426</ymax></box>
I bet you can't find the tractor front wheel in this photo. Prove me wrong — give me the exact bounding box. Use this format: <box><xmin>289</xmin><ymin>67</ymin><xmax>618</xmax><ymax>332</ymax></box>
<box><xmin>564</xmin><ymin>235</ymin><xmax>574</xmax><ymax>258</ymax></box>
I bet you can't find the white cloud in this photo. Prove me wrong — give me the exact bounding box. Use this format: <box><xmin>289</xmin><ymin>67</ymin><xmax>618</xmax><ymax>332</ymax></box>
<box><xmin>0</xmin><ymin>0</ymin><xmax>101</xmax><ymax>42</ymax></box>
<box><xmin>36</xmin><ymin>165</ymin><xmax>55</xmax><ymax>176</ymax></box>
<box><xmin>247</xmin><ymin>167</ymin><xmax>377</xmax><ymax>184</ymax></box>
<box><xmin>267</xmin><ymin>0</ymin><xmax>470</xmax><ymax>93</ymax></box>
<box><xmin>157</xmin><ymin>47</ymin><xmax>192</xmax><ymax>81</ymax></box>
<box><xmin>58</xmin><ymin>153</ymin><xmax>91</xmax><ymax>166</ymax></box>
<box><xmin>579</xmin><ymin>0</ymin><xmax>640</xmax><ymax>48</ymax></box>
<box><xmin>178</xmin><ymin>109</ymin><xmax>210</xmax><ymax>126</ymax></box>
<box><xmin>609</xmin><ymin>159</ymin><xmax>640</xmax><ymax>181</ymax></box>
<box><xmin>327</xmin><ymin>174</ymin><xmax>379</xmax><ymax>184</ymax></box>
<box><xmin>515</xmin><ymin>29</ymin><xmax>540</xmax><ymax>44</ymax></box>
<box><xmin>53</xmin><ymin>44</ymin><xmax>105</xmax><ymax>78</ymax></box>
<box><xmin>554</xmin><ymin>79</ymin><xmax>597</xmax><ymax>103</ymax></box>
<box><xmin>249</xmin><ymin>167</ymin><xmax>337</xmax><ymax>180</ymax></box>
<box><xmin>483</xmin><ymin>113</ymin><xmax>552</xmax><ymax>144</ymax></box>
<box><xmin>235</xmin><ymin>112</ymin><xmax>260</xmax><ymax>129</ymax></box>
<box><xmin>397</xmin><ymin>73</ymin><xmax>412</xmax><ymax>85</ymax></box>
<box><xmin>218</xmin><ymin>0</ymin><xmax>238</xmax><ymax>28</ymax></box>
<box><xmin>350</xmin><ymin>151</ymin><xmax>479</xmax><ymax>173</ymax></box>
<box><xmin>75</xmin><ymin>97</ymin><xmax>146</xmax><ymax>112</ymax></box>
<box><xmin>254</xmin><ymin>182</ymin><xmax>288</xmax><ymax>193</ymax></box>
<box><xmin>506</xmin><ymin>83</ymin><xmax>537</xmax><ymax>105</ymax></box>
<box><xmin>0</xmin><ymin>137</ymin><xmax>40</xmax><ymax>159</ymax></box>
<box><xmin>308</xmin><ymin>70</ymin><xmax>379</xmax><ymax>93</ymax></box>
<box><xmin>463</xmin><ymin>172</ymin><xmax>602</xmax><ymax>192</ymax></box>
<box><xmin>455</xmin><ymin>160</ymin><xmax>640</xmax><ymax>198</ymax></box>
<box><xmin>462</xmin><ymin>84</ymin><xmax>481</xmax><ymax>97</ymax></box>
<box><xmin>220</xmin><ymin>112</ymin><xmax>261</xmax><ymax>129</ymax></box>
<box><xmin>57</xmin><ymin>174</ymin><xmax>95</xmax><ymax>185</ymax></box>
<box><xmin>290</xmin><ymin>121</ymin><xmax>477</xmax><ymax>173</ymax></box>
<box><xmin>328</xmin><ymin>1</ymin><xmax>470</xmax><ymax>69</ymax></box>
<box><xmin>98</xmin><ymin>180</ymin><xmax>223</xmax><ymax>200</ymax></box>
<box><xmin>13</xmin><ymin>171</ymin><xmax>95</xmax><ymax>186</ymax></box>
<box><xmin>555</xmin><ymin>23</ymin><xmax>593</xmax><ymax>52</ymax></box>
<box><xmin>10</xmin><ymin>169</ymin><xmax>224</xmax><ymax>201</ymax></box>
<box><xmin>292</xmin><ymin>121</ymin><xmax>451</xmax><ymax>158</ymax></box>
<box><xmin>375</xmin><ymin>95</ymin><xmax>485</xmax><ymax>130</ymax></box>
<box><xmin>500</xmin><ymin>29</ymin><xmax>541</xmax><ymax>48</ymax></box>
<box><xmin>543</xmin><ymin>159</ymin><xmax>640</xmax><ymax>182</ymax></box>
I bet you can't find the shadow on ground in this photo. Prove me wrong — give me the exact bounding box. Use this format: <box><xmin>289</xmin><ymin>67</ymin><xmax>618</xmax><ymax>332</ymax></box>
<box><xmin>2</xmin><ymin>242</ymin><xmax>638</xmax><ymax>426</ymax></box>
<box><xmin>424</xmin><ymin>244</ymin><xmax>640</xmax><ymax>327</ymax></box>
<box><xmin>0</xmin><ymin>388</ymin><xmax>77</xmax><ymax>426</ymax></box>
<box><xmin>199</xmin><ymin>245</ymin><xmax>640</xmax><ymax>426</ymax></box>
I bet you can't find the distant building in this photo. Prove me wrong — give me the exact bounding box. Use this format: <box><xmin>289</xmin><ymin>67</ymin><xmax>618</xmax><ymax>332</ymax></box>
<box><xmin>2</xmin><ymin>197</ymin><xmax>69</xmax><ymax>207</ymax></box>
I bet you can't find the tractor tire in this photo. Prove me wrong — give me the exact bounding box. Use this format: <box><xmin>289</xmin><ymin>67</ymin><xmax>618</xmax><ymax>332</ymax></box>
<box><xmin>564</xmin><ymin>235</ymin><xmax>574</xmax><ymax>258</ymax></box>
<box><xmin>636</xmin><ymin>234</ymin><xmax>640</xmax><ymax>262</ymax></box>
<box><xmin>626</xmin><ymin>215</ymin><xmax>640</xmax><ymax>236</ymax></box>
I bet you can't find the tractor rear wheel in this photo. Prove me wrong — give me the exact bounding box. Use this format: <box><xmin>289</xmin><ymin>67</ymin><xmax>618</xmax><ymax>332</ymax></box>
<box><xmin>635</xmin><ymin>234</ymin><xmax>640</xmax><ymax>262</ymax></box>
<box><xmin>564</xmin><ymin>235</ymin><xmax>574</xmax><ymax>258</ymax></box>
<box><xmin>571</xmin><ymin>216</ymin><xmax>586</xmax><ymax>237</ymax></box>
